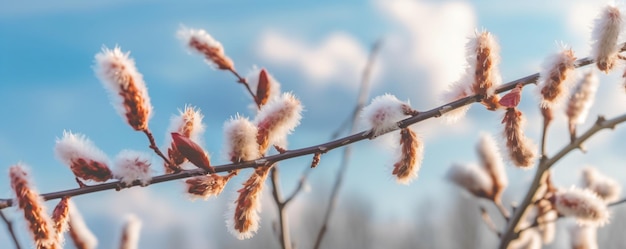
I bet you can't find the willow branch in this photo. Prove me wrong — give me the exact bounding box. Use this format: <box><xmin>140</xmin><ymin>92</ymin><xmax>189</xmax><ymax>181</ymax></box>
<box><xmin>312</xmin><ymin>39</ymin><xmax>382</xmax><ymax>249</ymax></box>
<box><xmin>498</xmin><ymin>113</ymin><xmax>626</xmax><ymax>249</ymax></box>
<box><xmin>142</xmin><ymin>128</ymin><xmax>177</xmax><ymax>173</ymax></box>
<box><xmin>480</xmin><ymin>206</ymin><xmax>502</xmax><ymax>237</ymax></box>
<box><xmin>0</xmin><ymin>46</ymin><xmax>605</xmax><ymax>210</ymax></box>
<box><xmin>0</xmin><ymin>210</ymin><xmax>22</xmax><ymax>249</ymax></box>
<box><xmin>270</xmin><ymin>167</ymin><xmax>292</xmax><ymax>249</ymax></box>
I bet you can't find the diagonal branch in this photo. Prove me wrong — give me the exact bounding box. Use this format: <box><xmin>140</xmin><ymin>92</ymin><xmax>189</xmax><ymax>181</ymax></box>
<box><xmin>1</xmin><ymin>210</ymin><xmax>22</xmax><ymax>249</ymax></box>
<box><xmin>313</xmin><ymin>39</ymin><xmax>382</xmax><ymax>249</ymax></box>
<box><xmin>0</xmin><ymin>46</ymin><xmax>607</xmax><ymax>210</ymax></box>
<box><xmin>498</xmin><ymin>113</ymin><xmax>626</xmax><ymax>249</ymax></box>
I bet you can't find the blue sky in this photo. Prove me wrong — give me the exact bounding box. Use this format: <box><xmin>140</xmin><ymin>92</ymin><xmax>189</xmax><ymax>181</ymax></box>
<box><xmin>2</xmin><ymin>0</ymin><xmax>626</xmax><ymax>248</ymax></box>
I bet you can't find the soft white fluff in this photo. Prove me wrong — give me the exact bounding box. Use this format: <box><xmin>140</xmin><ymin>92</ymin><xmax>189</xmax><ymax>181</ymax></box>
<box><xmin>177</xmin><ymin>25</ymin><xmax>226</xmax><ymax>69</ymax></box>
<box><xmin>446</xmin><ymin>163</ymin><xmax>493</xmax><ymax>197</ymax></box>
<box><xmin>508</xmin><ymin>228</ymin><xmax>542</xmax><ymax>249</ymax></box>
<box><xmin>223</xmin><ymin>114</ymin><xmax>260</xmax><ymax>162</ymax></box>
<box><xmin>477</xmin><ymin>132</ymin><xmax>507</xmax><ymax>189</ymax></box>
<box><xmin>590</xmin><ymin>5</ymin><xmax>623</xmax><ymax>72</ymax></box>
<box><xmin>119</xmin><ymin>214</ymin><xmax>142</xmax><ymax>249</ymax></box>
<box><xmin>581</xmin><ymin>167</ymin><xmax>622</xmax><ymax>203</ymax></box>
<box><xmin>537</xmin><ymin>48</ymin><xmax>577</xmax><ymax>108</ymax></box>
<box><xmin>163</xmin><ymin>105</ymin><xmax>206</xmax><ymax>162</ymax></box>
<box><xmin>54</xmin><ymin>131</ymin><xmax>110</xmax><ymax>169</ymax></box>
<box><xmin>567</xmin><ymin>72</ymin><xmax>599</xmax><ymax>125</ymax></box>
<box><xmin>465</xmin><ymin>30</ymin><xmax>502</xmax><ymax>95</ymax></box>
<box><xmin>68</xmin><ymin>201</ymin><xmax>98</xmax><ymax>249</ymax></box>
<box><xmin>554</xmin><ymin>187</ymin><xmax>610</xmax><ymax>226</ymax></box>
<box><xmin>441</xmin><ymin>77</ymin><xmax>472</xmax><ymax>123</ymax></box>
<box><xmin>253</xmin><ymin>92</ymin><xmax>303</xmax><ymax>151</ymax></box>
<box><xmin>113</xmin><ymin>150</ymin><xmax>152</xmax><ymax>186</ymax></box>
<box><xmin>94</xmin><ymin>46</ymin><xmax>152</xmax><ymax>122</ymax></box>
<box><xmin>361</xmin><ymin>94</ymin><xmax>411</xmax><ymax>137</ymax></box>
<box><xmin>569</xmin><ymin>224</ymin><xmax>598</xmax><ymax>249</ymax></box>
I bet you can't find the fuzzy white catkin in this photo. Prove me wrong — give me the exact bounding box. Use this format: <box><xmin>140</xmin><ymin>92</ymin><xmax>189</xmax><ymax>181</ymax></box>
<box><xmin>567</xmin><ymin>72</ymin><xmax>599</xmax><ymax>125</ymax></box>
<box><xmin>570</xmin><ymin>224</ymin><xmax>598</xmax><ymax>249</ymax></box>
<box><xmin>54</xmin><ymin>131</ymin><xmax>111</xmax><ymax>180</ymax></box>
<box><xmin>223</xmin><ymin>115</ymin><xmax>260</xmax><ymax>162</ymax></box>
<box><xmin>68</xmin><ymin>201</ymin><xmax>98</xmax><ymax>249</ymax></box>
<box><xmin>466</xmin><ymin>30</ymin><xmax>502</xmax><ymax>95</ymax></box>
<box><xmin>590</xmin><ymin>5</ymin><xmax>623</xmax><ymax>73</ymax></box>
<box><xmin>113</xmin><ymin>150</ymin><xmax>152</xmax><ymax>186</ymax></box>
<box><xmin>165</xmin><ymin>105</ymin><xmax>205</xmax><ymax>146</ymax></box>
<box><xmin>254</xmin><ymin>92</ymin><xmax>303</xmax><ymax>149</ymax></box>
<box><xmin>581</xmin><ymin>167</ymin><xmax>622</xmax><ymax>203</ymax></box>
<box><xmin>94</xmin><ymin>46</ymin><xmax>153</xmax><ymax>123</ymax></box>
<box><xmin>361</xmin><ymin>94</ymin><xmax>411</xmax><ymax>137</ymax></box>
<box><xmin>441</xmin><ymin>77</ymin><xmax>472</xmax><ymax>123</ymax></box>
<box><xmin>446</xmin><ymin>163</ymin><xmax>493</xmax><ymax>197</ymax></box>
<box><xmin>554</xmin><ymin>187</ymin><xmax>610</xmax><ymax>226</ymax></box>
<box><xmin>119</xmin><ymin>214</ymin><xmax>142</xmax><ymax>249</ymax></box>
<box><xmin>508</xmin><ymin>229</ymin><xmax>542</xmax><ymax>249</ymax></box>
<box><xmin>537</xmin><ymin>48</ymin><xmax>577</xmax><ymax>108</ymax></box>
<box><xmin>477</xmin><ymin>132</ymin><xmax>507</xmax><ymax>189</ymax></box>
<box><xmin>177</xmin><ymin>26</ymin><xmax>223</xmax><ymax>56</ymax></box>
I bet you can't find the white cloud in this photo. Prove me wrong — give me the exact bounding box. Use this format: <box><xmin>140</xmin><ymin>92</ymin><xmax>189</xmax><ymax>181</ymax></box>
<box><xmin>375</xmin><ymin>0</ymin><xmax>476</xmax><ymax>104</ymax></box>
<box><xmin>257</xmin><ymin>30</ymin><xmax>372</xmax><ymax>89</ymax></box>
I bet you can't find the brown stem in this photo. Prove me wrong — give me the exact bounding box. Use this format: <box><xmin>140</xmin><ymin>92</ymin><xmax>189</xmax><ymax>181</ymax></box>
<box><xmin>0</xmin><ymin>52</ymin><xmax>608</xmax><ymax>210</ymax></box>
<box><xmin>498</xmin><ymin>114</ymin><xmax>626</xmax><ymax>249</ymax></box>
<box><xmin>313</xmin><ymin>39</ymin><xmax>383</xmax><ymax>249</ymax></box>
<box><xmin>142</xmin><ymin>128</ymin><xmax>178</xmax><ymax>172</ymax></box>
<box><xmin>480</xmin><ymin>206</ymin><xmax>501</xmax><ymax>238</ymax></box>
<box><xmin>227</xmin><ymin>68</ymin><xmax>260</xmax><ymax>109</ymax></box>
<box><xmin>540</xmin><ymin>116</ymin><xmax>550</xmax><ymax>157</ymax></box>
<box><xmin>270</xmin><ymin>167</ymin><xmax>292</xmax><ymax>249</ymax></box>
<box><xmin>283</xmin><ymin>167</ymin><xmax>312</xmax><ymax>206</ymax></box>
<box><xmin>494</xmin><ymin>200</ymin><xmax>510</xmax><ymax>221</ymax></box>
<box><xmin>0</xmin><ymin>210</ymin><xmax>22</xmax><ymax>249</ymax></box>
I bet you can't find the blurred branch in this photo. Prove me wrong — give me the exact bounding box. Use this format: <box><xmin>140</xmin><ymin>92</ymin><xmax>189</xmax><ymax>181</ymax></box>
<box><xmin>480</xmin><ymin>206</ymin><xmax>501</xmax><ymax>238</ymax></box>
<box><xmin>270</xmin><ymin>167</ymin><xmax>292</xmax><ymax>249</ymax></box>
<box><xmin>0</xmin><ymin>210</ymin><xmax>22</xmax><ymax>249</ymax></box>
<box><xmin>498</xmin><ymin>113</ymin><xmax>626</xmax><ymax>249</ymax></box>
<box><xmin>313</xmin><ymin>39</ymin><xmax>382</xmax><ymax>249</ymax></box>
<box><xmin>0</xmin><ymin>42</ymin><xmax>607</xmax><ymax>210</ymax></box>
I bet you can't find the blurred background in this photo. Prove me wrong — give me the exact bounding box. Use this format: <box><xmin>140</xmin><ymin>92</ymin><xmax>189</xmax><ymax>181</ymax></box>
<box><xmin>2</xmin><ymin>0</ymin><xmax>626</xmax><ymax>248</ymax></box>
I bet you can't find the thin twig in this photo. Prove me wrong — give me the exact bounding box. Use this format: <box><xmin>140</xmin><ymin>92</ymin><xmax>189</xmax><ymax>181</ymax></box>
<box><xmin>498</xmin><ymin>113</ymin><xmax>626</xmax><ymax>249</ymax></box>
<box><xmin>494</xmin><ymin>200</ymin><xmax>510</xmax><ymax>221</ymax></box>
<box><xmin>283</xmin><ymin>167</ymin><xmax>312</xmax><ymax>206</ymax></box>
<box><xmin>142</xmin><ymin>128</ymin><xmax>177</xmax><ymax>172</ymax></box>
<box><xmin>480</xmin><ymin>206</ymin><xmax>502</xmax><ymax>237</ymax></box>
<box><xmin>0</xmin><ymin>210</ymin><xmax>22</xmax><ymax>249</ymax></box>
<box><xmin>0</xmin><ymin>45</ymin><xmax>607</xmax><ymax>210</ymax></box>
<box><xmin>270</xmin><ymin>167</ymin><xmax>292</xmax><ymax>249</ymax></box>
<box><xmin>227</xmin><ymin>67</ymin><xmax>260</xmax><ymax>109</ymax></box>
<box><xmin>313</xmin><ymin>39</ymin><xmax>382</xmax><ymax>249</ymax></box>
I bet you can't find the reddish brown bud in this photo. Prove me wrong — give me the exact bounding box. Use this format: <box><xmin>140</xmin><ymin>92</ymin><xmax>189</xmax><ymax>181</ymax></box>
<box><xmin>171</xmin><ymin>132</ymin><xmax>213</xmax><ymax>172</ymax></box>
<box><xmin>256</xmin><ymin>69</ymin><xmax>271</xmax><ymax>107</ymax></box>
<box><xmin>499</xmin><ymin>84</ymin><xmax>522</xmax><ymax>108</ymax></box>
